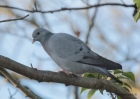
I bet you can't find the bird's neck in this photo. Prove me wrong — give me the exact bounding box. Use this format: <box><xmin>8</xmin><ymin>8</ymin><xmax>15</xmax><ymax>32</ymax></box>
<box><xmin>41</xmin><ymin>33</ymin><xmax>53</xmax><ymax>44</ymax></box>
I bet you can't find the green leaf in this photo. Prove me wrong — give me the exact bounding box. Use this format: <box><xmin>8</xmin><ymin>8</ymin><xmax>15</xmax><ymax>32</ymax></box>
<box><xmin>134</xmin><ymin>0</ymin><xmax>140</xmax><ymax>22</ymax></box>
<box><xmin>134</xmin><ymin>0</ymin><xmax>140</xmax><ymax>8</ymax></box>
<box><xmin>87</xmin><ymin>89</ymin><xmax>96</xmax><ymax>99</ymax></box>
<box><xmin>80</xmin><ymin>87</ymin><xmax>87</xmax><ymax>94</ymax></box>
<box><xmin>84</xmin><ymin>73</ymin><xmax>95</xmax><ymax>78</ymax></box>
<box><xmin>117</xmin><ymin>76</ymin><xmax>128</xmax><ymax>80</ymax></box>
<box><xmin>123</xmin><ymin>86</ymin><xmax>130</xmax><ymax>92</ymax></box>
<box><xmin>92</xmin><ymin>73</ymin><xmax>99</xmax><ymax>78</ymax></box>
<box><xmin>84</xmin><ymin>73</ymin><xmax>89</xmax><ymax>77</ymax></box>
<box><xmin>114</xmin><ymin>70</ymin><xmax>123</xmax><ymax>74</ymax></box>
<box><xmin>99</xmin><ymin>89</ymin><xmax>104</xmax><ymax>95</ymax></box>
<box><xmin>117</xmin><ymin>95</ymin><xmax>122</xmax><ymax>99</ymax></box>
<box><xmin>122</xmin><ymin>72</ymin><xmax>135</xmax><ymax>83</ymax></box>
<box><xmin>134</xmin><ymin>11</ymin><xmax>140</xmax><ymax>22</ymax></box>
<box><xmin>123</xmin><ymin>82</ymin><xmax>132</xmax><ymax>91</ymax></box>
<box><xmin>84</xmin><ymin>73</ymin><xmax>101</xmax><ymax>78</ymax></box>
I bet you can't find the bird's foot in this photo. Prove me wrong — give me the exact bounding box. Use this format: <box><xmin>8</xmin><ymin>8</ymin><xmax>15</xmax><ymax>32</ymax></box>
<box><xmin>59</xmin><ymin>70</ymin><xmax>78</xmax><ymax>77</ymax></box>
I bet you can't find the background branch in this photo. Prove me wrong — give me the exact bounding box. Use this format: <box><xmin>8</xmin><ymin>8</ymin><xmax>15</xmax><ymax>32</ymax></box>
<box><xmin>0</xmin><ymin>3</ymin><xmax>135</xmax><ymax>13</ymax></box>
<box><xmin>8</xmin><ymin>88</ymin><xmax>18</xmax><ymax>99</ymax></box>
<box><xmin>85</xmin><ymin>0</ymin><xmax>100</xmax><ymax>44</ymax></box>
<box><xmin>0</xmin><ymin>14</ymin><xmax>29</xmax><ymax>23</ymax></box>
<box><xmin>0</xmin><ymin>55</ymin><xmax>136</xmax><ymax>99</ymax></box>
<box><xmin>0</xmin><ymin>67</ymin><xmax>41</xmax><ymax>99</ymax></box>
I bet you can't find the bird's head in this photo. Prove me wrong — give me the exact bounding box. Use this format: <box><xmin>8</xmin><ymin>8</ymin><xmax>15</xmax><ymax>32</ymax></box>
<box><xmin>32</xmin><ymin>28</ymin><xmax>53</xmax><ymax>44</ymax></box>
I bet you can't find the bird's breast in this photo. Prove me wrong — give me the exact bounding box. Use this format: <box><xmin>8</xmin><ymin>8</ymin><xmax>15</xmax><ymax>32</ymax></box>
<box><xmin>42</xmin><ymin>40</ymin><xmax>52</xmax><ymax>56</ymax></box>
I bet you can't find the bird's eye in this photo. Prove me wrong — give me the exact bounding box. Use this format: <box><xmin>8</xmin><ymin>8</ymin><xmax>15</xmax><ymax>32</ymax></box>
<box><xmin>37</xmin><ymin>32</ymin><xmax>40</xmax><ymax>35</ymax></box>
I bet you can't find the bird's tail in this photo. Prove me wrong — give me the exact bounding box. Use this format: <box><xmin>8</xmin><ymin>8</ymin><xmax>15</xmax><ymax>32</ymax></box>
<box><xmin>87</xmin><ymin>66</ymin><xmax>122</xmax><ymax>83</ymax></box>
<box><xmin>97</xmin><ymin>67</ymin><xmax>122</xmax><ymax>84</ymax></box>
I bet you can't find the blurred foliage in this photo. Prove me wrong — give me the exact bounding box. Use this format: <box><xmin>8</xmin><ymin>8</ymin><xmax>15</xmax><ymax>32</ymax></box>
<box><xmin>134</xmin><ymin>0</ymin><xmax>140</xmax><ymax>22</ymax></box>
<box><xmin>80</xmin><ymin>70</ymin><xmax>135</xmax><ymax>99</ymax></box>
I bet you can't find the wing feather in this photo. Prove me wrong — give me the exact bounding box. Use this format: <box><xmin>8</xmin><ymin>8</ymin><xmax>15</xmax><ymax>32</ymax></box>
<box><xmin>49</xmin><ymin>33</ymin><xmax>122</xmax><ymax>70</ymax></box>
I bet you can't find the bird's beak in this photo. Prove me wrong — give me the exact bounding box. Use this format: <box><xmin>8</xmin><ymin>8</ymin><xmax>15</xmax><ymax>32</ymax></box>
<box><xmin>32</xmin><ymin>39</ymin><xmax>35</xmax><ymax>44</ymax></box>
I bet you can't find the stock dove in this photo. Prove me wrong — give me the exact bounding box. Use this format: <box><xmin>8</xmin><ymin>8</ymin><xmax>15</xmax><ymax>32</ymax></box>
<box><xmin>32</xmin><ymin>28</ymin><xmax>122</xmax><ymax>83</ymax></box>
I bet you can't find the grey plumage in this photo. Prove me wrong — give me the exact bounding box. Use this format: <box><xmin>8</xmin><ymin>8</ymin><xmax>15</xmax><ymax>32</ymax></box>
<box><xmin>32</xmin><ymin>28</ymin><xmax>122</xmax><ymax>83</ymax></box>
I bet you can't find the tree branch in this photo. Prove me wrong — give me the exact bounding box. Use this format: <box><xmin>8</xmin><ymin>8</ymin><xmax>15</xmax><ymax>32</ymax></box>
<box><xmin>0</xmin><ymin>67</ymin><xmax>41</xmax><ymax>99</ymax></box>
<box><xmin>0</xmin><ymin>14</ymin><xmax>29</xmax><ymax>23</ymax></box>
<box><xmin>0</xmin><ymin>3</ymin><xmax>135</xmax><ymax>13</ymax></box>
<box><xmin>0</xmin><ymin>55</ymin><xmax>136</xmax><ymax>99</ymax></box>
<box><xmin>85</xmin><ymin>0</ymin><xmax>100</xmax><ymax>44</ymax></box>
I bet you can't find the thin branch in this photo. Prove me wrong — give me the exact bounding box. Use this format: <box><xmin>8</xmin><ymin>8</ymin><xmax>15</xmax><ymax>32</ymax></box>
<box><xmin>34</xmin><ymin>1</ymin><xmax>38</xmax><ymax>11</ymax></box>
<box><xmin>81</xmin><ymin>0</ymin><xmax>91</xmax><ymax>6</ymax></box>
<box><xmin>8</xmin><ymin>88</ymin><xmax>18</xmax><ymax>99</ymax></box>
<box><xmin>120</xmin><ymin>0</ymin><xmax>125</xmax><ymax>4</ymax></box>
<box><xmin>30</xmin><ymin>63</ymin><xmax>33</xmax><ymax>68</ymax></box>
<box><xmin>85</xmin><ymin>0</ymin><xmax>100</xmax><ymax>44</ymax></box>
<box><xmin>0</xmin><ymin>3</ymin><xmax>135</xmax><ymax>13</ymax></box>
<box><xmin>0</xmin><ymin>55</ymin><xmax>136</xmax><ymax>99</ymax></box>
<box><xmin>110</xmin><ymin>93</ymin><xmax>116</xmax><ymax>99</ymax></box>
<box><xmin>0</xmin><ymin>67</ymin><xmax>41</xmax><ymax>99</ymax></box>
<box><xmin>74</xmin><ymin>86</ymin><xmax>79</xmax><ymax>99</ymax></box>
<box><xmin>0</xmin><ymin>14</ymin><xmax>29</xmax><ymax>23</ymax></box>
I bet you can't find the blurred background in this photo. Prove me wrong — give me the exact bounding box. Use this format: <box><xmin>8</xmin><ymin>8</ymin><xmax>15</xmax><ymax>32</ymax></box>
<box><xmin>0</xmin><ymin>0</ymin><xmax>139</xmax><ymax>99</ymax></box>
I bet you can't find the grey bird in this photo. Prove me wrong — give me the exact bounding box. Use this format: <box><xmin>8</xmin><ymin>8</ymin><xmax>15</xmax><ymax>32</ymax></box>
<box><xmin>32</xmin><ymin>28</ymin><xmax>122</xmax><ymax>83</ymax></box>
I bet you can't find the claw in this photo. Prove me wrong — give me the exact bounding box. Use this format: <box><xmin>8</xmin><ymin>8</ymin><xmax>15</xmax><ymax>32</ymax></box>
<box><xmin>59</xmin><ymin>70</ymin><xmax>70</xmax><ymax>76</ymax></box>
<box><xmin>59</xmin><ymin>70</ymin><xmax>78</xmax><ymax>77</ymax></box>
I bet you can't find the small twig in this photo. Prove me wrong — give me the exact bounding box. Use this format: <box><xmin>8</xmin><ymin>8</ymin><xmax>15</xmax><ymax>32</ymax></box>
<box><xmin>81</xmin><ymin>0</ymin><xmax>91</xmax><ymax>6</ymax></box>
<box><xmin>30</xmin><ymin>63</ymin><xmax>33</xmax><ymax>68</ymax></box>
<box><xmin>8</xmin><ymin>88</ymin><xmax>18</xmax><ymax>99</ymax></box>
<box><xmin>8</xmin><ymin>88</ymin><xmax>12</xmax><ymax>99</ymax></box>
<box><xmin>74</xmin><ymin>86</ymin><xmax>79</xmax><ymax>99</ymax></box>
<box><xmin>11</xmin><ymin>89</ymin><xmax>18</xmax><ymax>98</ymax></box>
<box><xmin>85</xmin><ymin>0</ymin><xmax>100</xmax><ymax>44</ymax></box>
<box><xmin>120</xmin><ymin>0</ymin><xmax>125</xmax><ymax>4</ymax></box>
<box><xmin>30</xmin><ymin>63</ymin><xmax>37</xmax><ymax>70</ymax></box>
<box><xmin>0</xmin><ymin>14</ymin><xmax>29</xmax><ymax>23</ymax></box>
<box><xmin>110</xmin><ymin>93</ymin><xmax>116</xmax><ymax>99</ymax></box>
<box><xmin>0</xmin><ymin>67</ymin><xmax>41</xmax><ymax>99</ymax></box>
<box><xmin>34</xmin><ymin>1</ymin><xmax>38</xmax><ymax>11</ymax></box>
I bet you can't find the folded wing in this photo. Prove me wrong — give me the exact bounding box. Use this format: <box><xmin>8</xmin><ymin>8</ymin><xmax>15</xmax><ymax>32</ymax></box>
<box><xmin>49</xmin><ymin>33</ymin><xmax>122</xmax><ymax>70</ymax></box>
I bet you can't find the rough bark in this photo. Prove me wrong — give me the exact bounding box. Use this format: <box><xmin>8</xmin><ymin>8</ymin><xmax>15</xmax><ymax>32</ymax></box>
<box><xmin>0</xmin><ymin>55</ymin><xmax>136</xmax><ymax>99</ymax></box>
